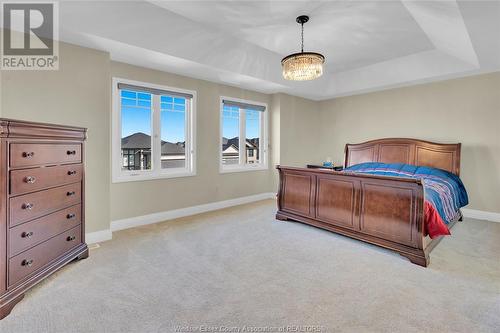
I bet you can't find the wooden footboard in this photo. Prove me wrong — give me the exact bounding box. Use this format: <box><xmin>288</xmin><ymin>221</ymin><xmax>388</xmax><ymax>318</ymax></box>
<box><xmin>276</xmin><ymin>166</ymin><xmax>429</xmax><ymax>266</ymax></box>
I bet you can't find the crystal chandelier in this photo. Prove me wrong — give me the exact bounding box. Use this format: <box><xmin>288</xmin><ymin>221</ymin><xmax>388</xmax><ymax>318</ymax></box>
<box><xmin>282</xmin><ymin>15</ymin><xmax>325</xmax><ymax>81</ymax></box>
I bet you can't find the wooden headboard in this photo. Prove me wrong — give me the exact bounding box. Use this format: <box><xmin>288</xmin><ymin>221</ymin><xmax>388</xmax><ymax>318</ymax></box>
<box><xmin>344</xmin><ymin>138</ymin><xmax>461</xmax><ymax>176</ymax></box>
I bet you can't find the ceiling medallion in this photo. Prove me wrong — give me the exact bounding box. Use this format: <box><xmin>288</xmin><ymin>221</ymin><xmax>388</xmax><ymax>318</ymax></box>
<box><xmin>281</xmin><ymin>15</ymin><xmax>325</xmax><ymax>81</ymax></box>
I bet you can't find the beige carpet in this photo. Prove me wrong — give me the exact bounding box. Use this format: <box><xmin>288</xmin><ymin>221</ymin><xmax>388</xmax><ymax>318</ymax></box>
<box><xmin>0</xmin><ymin>199</ymin><xmax>499</xmax><ymax>333</ymax></box>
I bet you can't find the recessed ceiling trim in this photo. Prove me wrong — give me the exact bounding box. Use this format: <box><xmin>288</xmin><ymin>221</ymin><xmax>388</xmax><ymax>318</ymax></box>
<box><xmin>402</xmin><ymin>0</ymin><xmax>479</xmax><ymax>67</ymax></box>
<box><xmin>51</xmin><ymin>0</ymin><xmax>500</xmax><ymax>100</ymax></box>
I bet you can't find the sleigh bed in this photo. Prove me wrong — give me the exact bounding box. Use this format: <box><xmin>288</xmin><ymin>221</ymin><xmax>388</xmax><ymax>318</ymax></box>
<box><xmin>276</xmin><ymin>138</ymin><xmax>467</xmax><ymax>267</ymax></box>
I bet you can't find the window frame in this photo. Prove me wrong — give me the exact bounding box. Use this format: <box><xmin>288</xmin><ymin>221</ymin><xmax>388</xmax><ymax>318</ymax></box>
<box><xmin>219</xmin><ymin>96</ymin><xmax>268</xmax><ymax>174</ymax></box>
<box><xmin>112</xmin><ymin>77</ymin><xmax>197</xmax><ymax>183</ymax></box>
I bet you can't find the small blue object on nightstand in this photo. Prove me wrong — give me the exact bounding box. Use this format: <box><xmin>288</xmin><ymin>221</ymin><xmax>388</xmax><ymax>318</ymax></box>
<box><xmin>323</xmin><ymin>161</ymin><xmax>333</xmax><ymax>167</ymax></box>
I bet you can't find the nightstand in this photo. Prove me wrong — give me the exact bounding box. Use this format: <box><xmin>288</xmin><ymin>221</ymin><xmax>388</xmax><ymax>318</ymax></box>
<box><xmin>307</xmin><ymin>164</ymin><xmax>344</xmax><ymax>171</ymax></box>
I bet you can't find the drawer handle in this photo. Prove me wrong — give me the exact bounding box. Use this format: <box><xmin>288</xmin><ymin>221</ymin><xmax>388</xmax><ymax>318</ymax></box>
<box><xmin>67</xmin><ymin>213</ymin><xmax>76</xmax><ymax>219</ymax></box>
<box><xmin>68</xmin><ymin>170</ymin><xmax>77</xmax><ymax>176</ymax></box>
<box><xmin>22</xmin><ymin>203</ymin><xmax>34</xmax><ymax>210</ymax></box>
<box><xmin>21</xmin><ymin>259</ymin><xmax>34</xmax><ymax>267</ymax></box>
<box><xmin>67</xmin><ymin>150</ymin><xmax>77</xmax><ymax>155</ymax></box>
<box><xmin>24</xmin><ymin>176</ymin><xmax>36</xmax><ymax>184</ymax></box>
<box><xmin>67</xmin><ymin>235</ymin><xmax>76</xmax><ymax>242</ymax></box>
<box><xmin>22</xmin><ymin>152</ymin><xmax>35</xmax><ymax>158</ymax></box>
<box><xmin>21</xmin><ymin>231</ymin><xmax>34</xmax><ymax>238</ymax></box>
<box><xmin>67</xmin><ymin>191</ymin><xmax>76</xmax><ymax>196</ymax></box>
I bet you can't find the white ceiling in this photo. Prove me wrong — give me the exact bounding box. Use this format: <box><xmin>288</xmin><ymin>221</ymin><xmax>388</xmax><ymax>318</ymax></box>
<box><xmin>54</xmin><ymin>1</ymin><xmax>500</xmax><ymax>100</ymax></box>
<box><xmin>153</xmin><ymin>1</ymin><xmax>435</xmax><ymax>73</ymax></box>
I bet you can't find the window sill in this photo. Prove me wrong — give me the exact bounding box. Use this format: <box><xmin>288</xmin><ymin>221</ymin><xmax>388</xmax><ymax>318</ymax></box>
<box><xmin>219</xmin><ymin>165</ymin><xmax>269</xmax><ymax>174</ymax></box>
<box><xmin>112</xmin><ymin>170</ymin><xmax>196</xmax><ymax>183</ymax></box>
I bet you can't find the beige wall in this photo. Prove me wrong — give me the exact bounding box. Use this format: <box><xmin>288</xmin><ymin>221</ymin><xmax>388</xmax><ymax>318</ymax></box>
<box><xmin>0</xmin><ymin>43</ymin><xmax>111</xmax><ymax>233</ymax></box>
<box><xmin>1</xmin><ymin>41</ymin><xmax>280</xmax><ymax>233</ymax></box>
<box><xmin>270</xmin><ymin>93</ymin><xmax>281</xmax><ymax>190</ymax></box>
<box><xmin>268</xmin><ymin>93</ymin><xmax>325</xmax><ymax>190</ymax></box>
<box><xmin>2</xmin><ymin>39</ymin><xmax>498</xmax><ymax>233</ymax></box>
<box><xmin>110</xmin><ymin>62</ymin><xmax>276</xmax><ymax>221</ymax></box>
<box><xmin>276</xmin><ymin>93</ymin><xmax>324</xmax><ymax>167</ymax></box>
<box><xmin>318</xmin><ymin>72</ymin><xmax>500</xmax><ymax>213</ymax></box>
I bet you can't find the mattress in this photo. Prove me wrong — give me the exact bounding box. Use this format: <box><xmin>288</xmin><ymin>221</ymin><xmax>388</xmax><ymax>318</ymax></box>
<box><xmin>344</xmin><ymin>162</ymin><xmax>469</xmax><ymax>238</ymax></box>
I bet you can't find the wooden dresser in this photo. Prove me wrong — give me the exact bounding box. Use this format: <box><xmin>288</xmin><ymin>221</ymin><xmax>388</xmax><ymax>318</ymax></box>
<box><xmin>0</xmin><ymin>119</ymin><xmax>88</xmax><ymax>319</ymax></box>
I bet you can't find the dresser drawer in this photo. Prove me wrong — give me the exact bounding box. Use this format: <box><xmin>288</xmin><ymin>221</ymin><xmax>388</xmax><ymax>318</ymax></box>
<box><xmin>9</xmin><ymin>204</ymin><xmax>82</xmax><ymax>257</ymax></box>
<box><xmin>10</xmin><ymin>183</ymin><xmax>81</xmax><ymax>227</ymax></box>
<box><xmin>8</xmin><ymin>225</ymin><xmax>82</xmax><ymax>286</ymax></box>
<box><xmin>10</xmin><ymin>143</ymin><xmax>81</xmax><ymax>168</ymax></box>
<box><xmin>10</xmin><ymin>164</ymin><xmax>83</xmax><ymax>195</ymax></box>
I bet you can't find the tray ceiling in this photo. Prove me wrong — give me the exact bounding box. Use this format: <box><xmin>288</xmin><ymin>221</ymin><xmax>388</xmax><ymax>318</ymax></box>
<box><xmin>51</xmin><ymin>1</ymin><xmax>500</xmax><ymax>100</ymax></box>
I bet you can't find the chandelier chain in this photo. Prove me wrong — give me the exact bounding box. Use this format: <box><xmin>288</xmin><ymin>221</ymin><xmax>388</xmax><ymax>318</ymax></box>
<box><xmin>301</xmin><ymin>22</ymin><xmax>304</xmax><ymax>53</ymax></box>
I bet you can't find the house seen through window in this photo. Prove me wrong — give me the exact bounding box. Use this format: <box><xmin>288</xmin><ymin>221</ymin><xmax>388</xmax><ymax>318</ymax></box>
<box><xmin>221</xmin><ymin>98</ymin><xmax>267</xmax><ymax>171</ymax></box>
<box><xmin>113</xmin><ymin>79</ymin><xmax>195</xmax><ymax>182</ymax></box>
<box><xmin>120</xmin><ymin>90</ymin><xmax>153</xmax><ymax>170</ymax></box>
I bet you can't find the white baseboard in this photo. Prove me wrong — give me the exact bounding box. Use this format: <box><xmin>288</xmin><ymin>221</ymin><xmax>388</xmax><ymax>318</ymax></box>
<box><xmin>110</xmin><ymin>192</ymin><xmax>276</xmax><ymax>232</ymax></box>
<box><xmin>85</xmin><ymin>229</ymin><xmax>113</xmax><ymax>244</ymax></box>
<box><xmin>462</xmin><ymin>208</ymin><xmax>500</xmax><ymax>223</ymax></box>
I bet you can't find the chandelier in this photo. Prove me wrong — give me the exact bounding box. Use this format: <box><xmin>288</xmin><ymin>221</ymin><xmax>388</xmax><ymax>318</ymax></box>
<box><xmin>282</xmin><ymin>15</ymin><xmax>325</xmax><ymax>81</ymax></box>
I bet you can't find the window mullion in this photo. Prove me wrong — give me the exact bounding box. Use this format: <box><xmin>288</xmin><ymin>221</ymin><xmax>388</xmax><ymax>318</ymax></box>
<box><xmin>239</xmin><ymin>108</ymin><xmax>246</xmax><ymax>166</ymax></box>
<box><xmin>153</xmin><ymin>95</ymin><xmax>161</xmax><ymax>174</ymax></box>
<box><xmin>185</xmin><ymin>98</ymin><xmax>190</xmax><ymax>170</ymax></box>
<box><xmin>262</xmin><ymin>111</ymin><xmax>267</xmax><ymax>165</ymax></box>
<box><xmin>116</xmin><ymin>88</ymin><xmax>122</xmax><ymax>176</ymax></box>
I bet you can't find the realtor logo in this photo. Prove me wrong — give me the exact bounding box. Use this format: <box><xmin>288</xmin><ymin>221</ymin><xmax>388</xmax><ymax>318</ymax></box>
<box><xmin>1</xmin><ymin>2</ymin><xmax>59</xmax><ymax>70</ymax></box>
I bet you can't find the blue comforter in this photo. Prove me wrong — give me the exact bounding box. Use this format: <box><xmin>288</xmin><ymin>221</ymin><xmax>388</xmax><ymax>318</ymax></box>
<box><xmin>344</xmin><ymin>162</ymin><xmax>469</xmax><ymax>224</ymax></box>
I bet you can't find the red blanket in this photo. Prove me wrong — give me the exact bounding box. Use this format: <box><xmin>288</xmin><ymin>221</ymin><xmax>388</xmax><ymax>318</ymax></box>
<box><xmin>425</xmin><ymin>201</ymin><xmax>451</xmax><ymax>238</ymax></box>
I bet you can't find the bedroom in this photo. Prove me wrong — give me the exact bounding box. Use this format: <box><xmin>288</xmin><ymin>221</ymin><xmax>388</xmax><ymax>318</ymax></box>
<box><xmin>0</xmin><ymin>1</ymin><xmax>499</xmax><ymax>332</ymax></box>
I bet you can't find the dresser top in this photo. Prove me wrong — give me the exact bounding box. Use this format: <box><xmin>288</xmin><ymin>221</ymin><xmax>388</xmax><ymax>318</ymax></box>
<box><xmin>0</xmin><ymin>118</ymin><xmax>87</xmax><ymax>140</ymax></box>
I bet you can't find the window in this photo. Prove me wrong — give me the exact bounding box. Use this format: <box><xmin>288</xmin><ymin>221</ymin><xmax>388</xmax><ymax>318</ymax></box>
<box><xmin>112</xmin><ymin>78</ymin><xmax>196</xmax><ymax>182</ymax></box>
<box><xmin>220</xmin><ymin>97</ymin><xmax>268</xmax><ymax>172</ymax></box>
